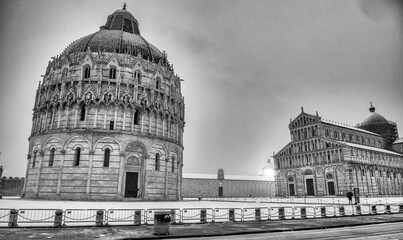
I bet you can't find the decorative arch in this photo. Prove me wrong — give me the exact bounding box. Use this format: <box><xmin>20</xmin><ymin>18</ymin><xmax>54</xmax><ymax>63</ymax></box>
<box><xmin>304</xmin><ymin>169</ymin><xmax>314</xmax><ymax>175</ymax></box>
<box><xmin>63</xmin><ymin>136</ymin><xmax>92</xmax><ymax>151</ymax></box>
<box><xmin>94</xmin><ymin>137</ymin><xmax>121</xmax><ymax>152</ymax></box>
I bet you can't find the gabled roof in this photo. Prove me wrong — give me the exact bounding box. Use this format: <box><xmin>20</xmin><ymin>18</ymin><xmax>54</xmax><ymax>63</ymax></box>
<box><xmin>289</xmin><ymin>111</ymin><xmax>319</xmax><ymax>128</ymax></box>
<box><xmin>321</xmin><ymin>118</ymin><xmax>381</xmax><ymax>136</ymax></box>
<box><xmin>336</xmin><ymin>141</ymin><xmax>403</xmax><ymax>156</ymax></box>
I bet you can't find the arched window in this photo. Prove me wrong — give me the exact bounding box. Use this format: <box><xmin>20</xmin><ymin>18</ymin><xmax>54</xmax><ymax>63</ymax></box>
<box><xmin>49</xmin><ymin>148</ymin><xmax>55</xmax><ymax>167</ymax></box>
<box><xmin>171</xmin><ymin>156</ymin><xmax>175</xmax><ymax>173</ymax></box>
<box><xmin>156</xmin><ymin>77</ymin><xmax>161</xmax><ymax>90</ymax></box>
<box><xmin>74</xmin><ymin>148</ymin><xmax>81</xmax><ymax>166</ymax></box>
<box><xmin>83</xmin><ymin>66</ymin><xmax>91</xmax><ymax>79</ymax></box>
<box><xmin>133</xmin><ymin>111</ymin><xmax>140</xmax><ymax>125</ymax></box>
<box><xmin>134</xmin><ymin>70</ymin><xmax>142</xmax><ymax>84</ymax></box>
<box><xmin>32</xmin><ymin>151</ymin><xmax>37</xmax><ymax>168</ymax></box>
<box><xmin>104</xmin><ymin>148</ymin><xmax>110</xmax><ymax>167</ymax></box>
<box><xmin>80</xmin><ymin>105</ymin><xmax>86</xmax><ymax>121</ymax></box>
<box><xmin>109</xmin><ymin>67</ymin><xmax>117</xmax><ymax>79</ymax></box>
<box><xmin>155</xmin><ymin>153</ymin><xmax>160</xmax><ymax>171</ymax></box>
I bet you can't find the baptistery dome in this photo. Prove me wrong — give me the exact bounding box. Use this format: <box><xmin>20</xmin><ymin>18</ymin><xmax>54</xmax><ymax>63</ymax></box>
<box><xmin>63</xmin><ymin>5</ymin><xmax>164</xmax><ymax>63</ymax></box>
<box><xmin>23</xmin><ymin>5</ymin><xmax>185</xmax><ymax>201</ymax></box>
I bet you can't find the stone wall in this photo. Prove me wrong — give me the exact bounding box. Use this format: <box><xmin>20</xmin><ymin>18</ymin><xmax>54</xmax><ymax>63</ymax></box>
<box><xmin>182</xmin><ymin>178</ymin><xmax>275</xmax><ymax>198</ymax></box>
<box><xmin>0</xmin><ymin>177</ymin><xmax>24</xmax><ymax>196</ymax></box>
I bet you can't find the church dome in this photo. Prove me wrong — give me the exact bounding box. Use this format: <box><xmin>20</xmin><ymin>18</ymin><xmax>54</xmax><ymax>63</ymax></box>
<box><xmin>62</xmin><ymin>4</ymin><xmax>164</xmax><ymax>63</ymax></box>
<box><xmin>356</xmin><ymin>103</ymin><xmax>388</xmax><ymax>127</ymax></box>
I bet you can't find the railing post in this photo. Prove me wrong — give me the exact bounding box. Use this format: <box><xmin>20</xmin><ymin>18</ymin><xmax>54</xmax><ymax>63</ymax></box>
<box><xmin>200</xmin><ymin>209</ymin><xmax>207</xmax><ymax>223</ymax></box>
<box><xmin>371</xmin><ymin>205</ymin><xmax>377</xmax><ymax>214</ymax></box>
<box><xmin>320</xmin><ymin>207</ymin><xmax>326</xmax><ymax>217</ymax></box>
<box><xmin>385</xmin><ymin>205</ymin><xmax>391</xmax><ymax>214</ymax></box>
<box><xmin>300</xmin><ymin>207</ymin><xmax>306</xmax><ymax>219</ymax></box>
<box><xmin>278</xmin><ymin>207</ymin><xmax>285</xmax><ymax>220</ymax></box>
<box><xmin>355</xmin><ymin>205</ymin><xmax>361</xmax><ymax>215</ymax></box>
<box><xmin>96</xmin><ymin>210</ymin><xmax>104</xmax><ymax>226</ymax></box>
<box><xmin>255</xmin><ymin>208</ymin><xmax>261</xmax><ymax>221</ymax></box>
<box><xmin>170</xmin><ymin>209</ymin><xmax>176</xmax><ymax>224</ymax></box>
<box><xmin>54</xmin><ymin>209</ymin><xmax>63</xmax><ymax>227</ymax></box>
<box><xmin>8</xmin><ymin>209</ymin><xmax>18</xmax><ymax>228</ymax></box>
<box><xmin>229</xmin><ymin>209</ymin><xmax>235</xmax><ymax>222</ymax></box>
<box><xmin>339</xmin><ymin>206</ymin><xmax>345</xmax><ymax>216</ymax></box>
<box><xmin>134</xmin><ymin>210</ymin><xmax>142</xmax><ymax>225</ymax></box>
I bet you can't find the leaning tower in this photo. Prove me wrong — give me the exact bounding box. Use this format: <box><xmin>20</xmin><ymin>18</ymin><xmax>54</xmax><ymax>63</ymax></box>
<box><xmin>23</xmin><ymin>5</ymin><xmax>185</xmax><ymax>200</ymax></box>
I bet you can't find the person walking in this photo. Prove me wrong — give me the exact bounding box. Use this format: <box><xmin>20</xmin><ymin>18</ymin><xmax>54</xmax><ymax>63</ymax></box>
<box><xmin>346</xmin><ymin>191</ymin><xmax>353</xmax><ymax>205</ymax></box>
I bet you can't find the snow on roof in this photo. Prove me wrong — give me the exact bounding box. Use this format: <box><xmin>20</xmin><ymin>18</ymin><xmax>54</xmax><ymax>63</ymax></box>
<box><xmin>321</xmin><ymin>118</ymin><xmax>381</xmax><ymax>136</ymax></box>
<box><xmin>182</xmin><ymin>173</ymin><xmax>271</xmax><ymax>181</ymax></box>
<box><xmin>336</xmin><ymin>141</ymin><xmax>403</xmax><ymax>156</ymax></box>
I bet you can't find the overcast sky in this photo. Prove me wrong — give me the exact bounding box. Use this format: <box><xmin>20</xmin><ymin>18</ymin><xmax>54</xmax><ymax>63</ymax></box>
<box><xmin>0</xmin><ymin>0</ymin><xmax>402</xmax><ymax>178</ymax></box>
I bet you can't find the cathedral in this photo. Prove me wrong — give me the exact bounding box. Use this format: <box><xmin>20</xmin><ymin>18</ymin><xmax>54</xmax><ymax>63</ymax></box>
<box><xmin>23</xmin><ymin>5</ymin><xmax>185</xmax><ymax>200</ymax></box>
<box><xmin>274</xmin><ymin>104</ymin><xmax>403</xmax><ymax>197</ymax></box>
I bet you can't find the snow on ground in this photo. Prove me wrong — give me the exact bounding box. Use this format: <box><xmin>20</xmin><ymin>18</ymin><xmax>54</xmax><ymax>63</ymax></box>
<box><xmin>1</xmin><ymin>196</ymin><xmax>402</xmax><ymax>211</ymax></box>
<box><xmin>0</xmin><ymin>197</ymin><xmax>307</xmax><ymax>210</ymax></box>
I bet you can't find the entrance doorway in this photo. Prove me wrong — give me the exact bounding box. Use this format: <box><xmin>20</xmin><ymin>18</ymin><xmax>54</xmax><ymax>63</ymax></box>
<box><xmin>306</xmin><ymin>179</ymin><xmax>315</xmax><ymax>196</ymax></box>
<box><xmin>289</xmin><ymin>184</ymin><xmax>295</xmax><ymax>196</ymax></box>
<box><xmin>327</xmin><ymin>182</ymin><xmax>335</xmax><ymax>195</ymax></box>
<box><xmin>125</xmin><ymin>172</ymin><xmax>139</xmax><ymax>198</ymax></box>
<box><xmin>218</xmin><ymin>187</ymin><xmax>223</xmax><ymax>197</ymax></box>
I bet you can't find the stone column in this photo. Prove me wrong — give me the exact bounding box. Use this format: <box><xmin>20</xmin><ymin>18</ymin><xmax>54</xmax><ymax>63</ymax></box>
<box><xmin>141</xmin><ymin>115</ymin><xmax>144</xmax><ymax>133</ymax></box>
<box><xmin>165</xmin><ymin>158</ymin><xmax>169</xmax><ymax>200</ymax></box>
<box><xmin>122</xmin><ymin>107</ymin><xmax>126</xmax><ymax>131</ymax></box>
<box><xmin>179</xmin><ymin>162</ymin><xmax>183</xmax><ymax>200</ymax></box>
<box><xmin>50</xmin><ymin>109</ymin><xmax>55</xmax><ymax>130</ymax></box>
<box><xmin>56</xmin><ymin>150</ymin><xmax>66</xmax><ymax>195</ymax></box>
<box><xmin>93</xmin><ymin>108</ymin><xmax>98</xmax><ymax>128</ymax></box>
<box><xmin>74</xmin><ymin>106</ymin><xmax>78</xmax><ymax>128</ymax></box>
<box><xmin>103</xmin><ymin>107</ymin><xmax>107</xmax><ymax>129</ymax></box>
<box><xmin>114</xmin><ymin>106</ymin><xmax>118</xmax><ymax>129</ymax></box>
<box><xmin>162</xmin><ymin>118</ymin><xmax>165</xmax><ymax>137</ymax></box>
<box><xmin>57</xmin><ymin>107</ymin><xmax>61</xmax><ymax>128</ymax></box>
<box><xmin>83</xmin><ymin>105</ymin><xmax>87</xmax><ymax>128</ymax></box>
<box><xmin>44</xmin><ymin>110</ymin><xmax>49</xmax><ymax>131</ymax></box>
<box><xmin>35</xmin><ymin>150</ymin><xmax>45</xmax><ymax>196</ymax></box>
<box><xmin>65</xmin><ymin>107</ymin><xmax>70</xmax><ymax>129</ymax></box>
<box><xmin>22</xmin><ymin>154</ymin><xmax>31</xmax><ymax>197</ymax></box>
<box><xmin>156</xmin><ymin>115</ymin><xmax>158</xmax><ymax>136</ymax></box>
<box><xmin>131</xmin><ymin>110</ymin><xmax>135</xmax><ymax>132</ymax></box>
<box><xmin>148</xmin><ymin>113</ymin><xmax>152</xmax><ymax>134</ymax></box>
<box><xmin>86</xmin><ymin>150</ymin><xmax>95</xmax><ymax>197</ymax></box>
<box><xmin>117</xmin><ymin>152</ymin><xmax>126</xmax><ymax>198</ymax></box>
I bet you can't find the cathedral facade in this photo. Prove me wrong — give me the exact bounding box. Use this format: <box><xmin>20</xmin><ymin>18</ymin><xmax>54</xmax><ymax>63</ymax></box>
<box><xmin>274</xmin><ymin>105</ymin><xmax>403</xmax><ymax>197</ymax></box>
<box><xmin>23</xmin><ymin>5</ymin><xmax>185</xmax><ymax>200</ymax></box>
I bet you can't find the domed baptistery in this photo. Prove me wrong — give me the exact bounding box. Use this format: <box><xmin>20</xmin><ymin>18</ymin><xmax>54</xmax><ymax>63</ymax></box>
<box><xmin>23</xmin><ymin>5</ymin><xmax>185</xmax><ymax>200</ymax></box>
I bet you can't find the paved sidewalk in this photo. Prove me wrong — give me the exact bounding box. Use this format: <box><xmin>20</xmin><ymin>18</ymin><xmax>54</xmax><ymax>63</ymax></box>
<box><xmin>1</xmin><ymin>213</ymin><xmax>403</xmax><ymax>240</ymax></box>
